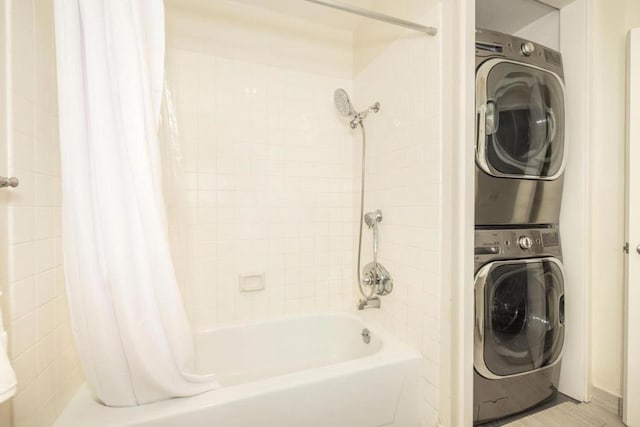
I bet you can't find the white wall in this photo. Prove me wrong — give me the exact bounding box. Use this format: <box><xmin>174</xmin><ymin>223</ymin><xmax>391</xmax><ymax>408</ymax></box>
<box><xmin>514</xmin><ymin>11</ymin><xmax>560</xmax><ymax>51</ymax></box>
<box><xmin>589</xmin><ymin>0</ymin><xmax>640</xmax><ymax>398</ymax></box>
<box><xmin>1</xmin><ymin>1</ymin><xmax>83</xmax><ymax>426</ymax></box>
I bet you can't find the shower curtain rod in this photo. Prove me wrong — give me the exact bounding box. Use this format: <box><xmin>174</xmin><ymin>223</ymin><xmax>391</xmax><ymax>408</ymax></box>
<box><xmin>301</xmin><ymin>0</ymin><xmax>438</xmax><ymax>36</ymax></box>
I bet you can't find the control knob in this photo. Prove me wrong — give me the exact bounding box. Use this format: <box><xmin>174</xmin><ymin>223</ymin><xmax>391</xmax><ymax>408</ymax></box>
<box><xmin>521</xmin><ymin>42</ymin><xmax>535</xmax><ymax>56</ymax></box>
<box><xmin>518</xmin><ymin>236</ymin><xmax>533</xmax><ymax>250</ymax></box>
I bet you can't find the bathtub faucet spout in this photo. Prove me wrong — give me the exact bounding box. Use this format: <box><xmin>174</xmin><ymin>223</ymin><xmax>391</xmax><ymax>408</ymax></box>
<box><xmin>357</xmin><ymin>297</ymin><xmax>380</xmax><ymax>310</ymax></box>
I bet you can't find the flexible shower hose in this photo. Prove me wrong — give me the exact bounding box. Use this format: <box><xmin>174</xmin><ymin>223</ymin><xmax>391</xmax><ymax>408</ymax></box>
<box><xmin>356</xmin><ymin>123</ymin><xmax>377</xmax><ymax>302</ymax></box>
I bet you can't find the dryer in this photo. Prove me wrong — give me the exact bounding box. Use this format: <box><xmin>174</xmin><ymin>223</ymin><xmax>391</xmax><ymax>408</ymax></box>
<box><xmin>475</xmin><ymin>29</ymin><xmax>566</xmax><ymax>226</ymax></box>
<box><xmin>474</xmin><ymin>227</ymin><xmax>565</xmax><ymax>424</ymax></box>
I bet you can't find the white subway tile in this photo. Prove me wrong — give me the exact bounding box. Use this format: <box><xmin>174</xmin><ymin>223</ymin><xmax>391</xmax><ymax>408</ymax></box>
<box><xmin>36</xmin><ymin>302</ymin><xmax>55</xmax><ymax>340</ymax></box>
<box><xmin>11</xmin><ymin>381</ymin><xmax>38</xmax><ymax>424</ymax></box>
<box><xmin>10</xmin><ymin>277</ymin><xmax>36</xmax><ymax>320</ymax></box>
<box><xmin>35</xmin><ymin>270</ymin><xmax>56</xmax><ymax>307</ymax></box>
<box><xmin>10</xmin><ymin>242</ymin><xmax>36</xmax><ymax>283</ymax></box>
<box><xmin>11</xmin><ymin>346</ymin><xmax>37</xmax><ymax>389</ymax></box>
<box><xmin>12</xmin><ymin>131</ymin><xmax>34</xmax><ymax>173</ymax></box>
<box><xmin>9</xmin><ymin>207</ymin><xmax>34</xmax><ymax>244</ymax></box>
<box><xmin>34</xmin><ymin>207</ymin><xmax>53</xmax><ymax>240</ymax></box>
<box><xmin>11</xmin><ymin>312</ymin><xmax>37</xmax><ymax>358</ymax></box>
<box><xmin>36</xmin><ymin>332</ymin><xmax>55</xmax><ymax>374</ymax></box>
<box><xmin>35</xmin><ymin>238</ymin><xmax>55</xmax><ymax>273</ymax></box>
<box><xmin>36</xmin><ymin>364</ymin><xmax>56</xmax><ymax>407</ymax></box>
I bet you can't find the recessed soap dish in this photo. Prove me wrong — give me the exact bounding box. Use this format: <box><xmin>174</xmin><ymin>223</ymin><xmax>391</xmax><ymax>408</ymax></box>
<box><xmin>239</xmin><ymin>273</ymin><xmax>265</xmax><ymax>292</ymax></box>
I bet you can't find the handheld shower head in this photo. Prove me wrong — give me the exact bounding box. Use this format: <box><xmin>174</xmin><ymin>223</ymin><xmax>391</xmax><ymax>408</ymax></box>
<box><xmin>333</xmin><ymin>88</ymin><xmax>380</xmax><ymax>129</ymax></box>
<box><xmin>334</xmin><ymin>88</ymin><xmax>356</xmax><ymax>117</ymax></box>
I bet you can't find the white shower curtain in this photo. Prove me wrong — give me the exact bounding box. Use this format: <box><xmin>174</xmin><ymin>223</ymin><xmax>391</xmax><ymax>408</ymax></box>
<box><xmin>53</xmin><ymin>0</ymin><xmax>218</xmax><ymax>406</ymax></box>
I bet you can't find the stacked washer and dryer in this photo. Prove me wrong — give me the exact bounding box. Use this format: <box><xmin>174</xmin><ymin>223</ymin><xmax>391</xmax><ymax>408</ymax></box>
<box><xmin>473</xmin><ymin>29</ymin><xmax>567</xmax><ymax>424</ymax></box>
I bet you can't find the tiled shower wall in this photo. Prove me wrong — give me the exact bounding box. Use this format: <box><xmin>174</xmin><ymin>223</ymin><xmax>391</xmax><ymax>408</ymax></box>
<box><xmin>2</xmin><ymin>0</ymin><xmax>82</xmax><ymax>425</ymax></box>
<box><xmin>354</xmin><ymin>3</ymin><xmax>442</xmax><ymax>425</ymax></box>
<box><xmin>164</xmin><ymin>1</ymin><xmax>357</xmax><ymax>331</ymax></box>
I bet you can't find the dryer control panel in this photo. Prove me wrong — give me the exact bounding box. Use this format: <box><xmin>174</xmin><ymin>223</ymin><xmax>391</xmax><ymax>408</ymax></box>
<box><xmin>474</xmin><ymin>227</ymin><xmax>562</xmax><ymax>264</ymax></box>
<box><xmin>475</xmin><ymin>28</ymin><xmax>564</xmax><ymax>78</ymax></box>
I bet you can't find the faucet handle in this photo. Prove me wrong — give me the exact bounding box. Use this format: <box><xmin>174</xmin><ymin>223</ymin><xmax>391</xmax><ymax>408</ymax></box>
<box><xmin>377</xmin><ymin>278</ymin><xmax>393</xmax><ymax>296</ymax></box>
<box><xmin>361</xmin><ymin>267</ymin><xmax>376</xmax><ymax>287</ymax></box>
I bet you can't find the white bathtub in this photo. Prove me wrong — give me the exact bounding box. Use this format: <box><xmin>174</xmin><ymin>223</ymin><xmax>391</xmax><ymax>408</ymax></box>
<box><xmin>54</xmin><ymin>312</ymin><xmax>423</xmax><ymax>427</ymax></box>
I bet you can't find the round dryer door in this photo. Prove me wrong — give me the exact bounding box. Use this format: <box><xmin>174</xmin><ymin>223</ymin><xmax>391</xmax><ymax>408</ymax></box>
<box><xmin>476</xmin><ymin>59</ymin><xmax>565</xmax><ymax>180</ymax></box>
<box><xmin>474</xmin><ymin>257</ymin><xmax>565</xmax><ymax>379</ymax></box>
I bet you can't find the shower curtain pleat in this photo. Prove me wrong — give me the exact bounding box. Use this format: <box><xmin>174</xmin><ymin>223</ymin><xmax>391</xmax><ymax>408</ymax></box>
<box><xmin>53</xmin><ymin>0</ymin><xmax>218</xmax><ymax>406</ymax></box>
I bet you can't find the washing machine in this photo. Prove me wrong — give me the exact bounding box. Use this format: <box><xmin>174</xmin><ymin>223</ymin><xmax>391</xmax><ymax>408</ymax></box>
<box><xmin>474</xmin><ymin>227</ymin><xmax>565</xmax><ymax>424</ymax></box>
<box><xmin>475</xmin><ymin>29</ymin><xmax>566</xmax><ymax>226</ymax></box>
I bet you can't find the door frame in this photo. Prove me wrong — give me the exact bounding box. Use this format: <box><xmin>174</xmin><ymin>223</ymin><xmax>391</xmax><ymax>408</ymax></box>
<box><xmin>623</xmin><ymin>26</ymin><xmax>640</xmax><ymax>427</ymax></box>
<box><xmin>556</xmin><ymin>0</ymin><xmax>592</xmax><ymax>402</ymax></box>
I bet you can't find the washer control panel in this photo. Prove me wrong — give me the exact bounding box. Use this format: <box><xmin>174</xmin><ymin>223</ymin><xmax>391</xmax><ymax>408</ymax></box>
<box><xmin>475</xmin><ymin>227</ymin><xmax>562</xmax><ymax>261</ymax></box>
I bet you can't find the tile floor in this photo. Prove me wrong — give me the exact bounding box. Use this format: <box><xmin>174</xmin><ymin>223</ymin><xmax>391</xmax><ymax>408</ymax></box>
<box><xmin>481</xmin><ymin>393</ymin><xmax>625</xmax><ymax>427</ymax></box>
<box><xmin>505</xmin><ymin>401</ymin><xmax>625</xmax><ymax>426</ymax></box>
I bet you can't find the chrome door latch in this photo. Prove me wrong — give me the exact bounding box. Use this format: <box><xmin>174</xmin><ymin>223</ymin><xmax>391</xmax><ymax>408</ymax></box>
<box><xmin>622</xmin><ymin>242</ymin><xmax>640</xmax><ymax>254</ymax></box>
<box><xmin>0</xmin><ymin>177</ymin><xmax>18</xmax><ymax>188</ymax></box>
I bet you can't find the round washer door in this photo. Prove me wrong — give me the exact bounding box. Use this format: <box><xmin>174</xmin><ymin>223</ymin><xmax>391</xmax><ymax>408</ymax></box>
<box><xmin>474</xmin><ymin>257</ymin><xmax>565</xmax><ymax>379</ymax></box>
<box><xmin>476</xmin><ymin>59</ymin><xmax>565</xmax><ymax>180</ymax></box>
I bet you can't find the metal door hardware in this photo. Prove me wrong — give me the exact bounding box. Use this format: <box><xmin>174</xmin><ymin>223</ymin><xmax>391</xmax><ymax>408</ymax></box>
<box><xmin>0</xmin><ymin>177</ymin><xmax>18</xmax><ymax>188</ymax></box>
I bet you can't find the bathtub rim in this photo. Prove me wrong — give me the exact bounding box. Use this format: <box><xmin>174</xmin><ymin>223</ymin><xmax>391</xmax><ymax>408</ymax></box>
<box><xmin>54</xmin><ymin>310</ymin><xmax>423</xmax><ymax>427</ymax></box>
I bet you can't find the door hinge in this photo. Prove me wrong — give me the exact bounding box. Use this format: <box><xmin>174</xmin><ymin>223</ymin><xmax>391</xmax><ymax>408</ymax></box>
<box><xmin>624</xmin><ymin>242</ymin><xmax>630</xmax><ymax>254</ymax></box>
